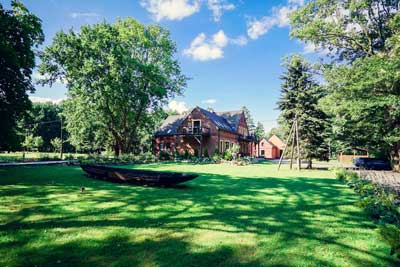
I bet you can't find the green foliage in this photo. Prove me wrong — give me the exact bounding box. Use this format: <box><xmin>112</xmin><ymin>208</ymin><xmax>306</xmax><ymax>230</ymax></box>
<box><xmin>278</xmin><ymin>54</ymin><xmax>329</xmax><ymax>167</ymax></box>
<box><xmin>194</xmin><ymin>148</ymin><xmax>199</xmax><ymax>158</ymax></box>
<box><xmin>203</xmin><ymin>148</ymin><xmax>209</xmax><ymax>158</ymax></box>
<box><xmin>223</xmin><ymin>148</ymin><xmax>233</xmax><ymax>161</ymax></box>
<box><xmin>50</xmin><ymin>137</ymin><xmax>62</xmax><ymax>153</ymax></box>
<box><xmin>321</xmin><ymin>21</ymin><xmax>400</xmax><ymax>163</ymax></box>
<box><xmin>378</xmin><ymin>224</ymin><xmax>400</xmax><ymax>258</ymax></box>
<box><xmin>159</xmin><ymin>151</ymin><xmax>171</xmax><ymax>161</ymax></box>
<box><xmin>290</xmin><ymin>0</ymin><xmax>399</xmax><ymax>61</ymax></box>
<box><xmin>241</xmin><ymin>106</ymin><xmax>255</xmax><ymax>134</ymax></box>
<box><xmin>335</xmin><ymin>168</ymin><xmax>400</xmax><ymax>258</ymax></box>
<box><xmin>0</xmin><ymin>1</ymin><xmax>44</xmax><ymax>150</ymax></box>
<box><xmin>254</xmin><ymin>122</ymin><xmax>265</xmax><ymax>141</ymax></box>
<box><xmin>184</xmin><ymin>150</ymin><xmax>190</xmax><ymax>160</ymax></box>
<box><xmin>39</xmin><ymin>18</ymin><xmax>187</xmax><ymax>156</ymax></box>
<box><xmin>19</xmin><ymin>102</ymin><xmax>67</xmax><ymax>152</ymax></box>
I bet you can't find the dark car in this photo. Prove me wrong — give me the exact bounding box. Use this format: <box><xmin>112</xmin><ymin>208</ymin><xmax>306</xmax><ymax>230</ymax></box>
<box><xmin>354</xmin><ymin>157</ymin><xmax>392</xmax><ymax>170</ymax></box>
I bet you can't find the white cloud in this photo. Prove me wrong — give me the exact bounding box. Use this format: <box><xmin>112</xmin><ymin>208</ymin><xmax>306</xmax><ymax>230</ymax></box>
<box><xmin>202</xmin><ymin>98</ymin><xmax>217</xmax><ymax>105</ymax></box>
<box><xmin>247</xmin><ymin>17</ymin><xmax>277</xmax><ymax>40</ymax></box>
<box><xmin>183</xmin><ymin>30</ymin><xmax>227</xmax><ymax>61</ymax></box>
<box><xmin>246</xmin><ymin>0</ymin><xmax>304</xmax><ymax>40</ymax></box>
<box><xmin>69</xmin><ymin>12</ymin><xmax>100</xmax><ymax>19</ymax></box>
<box><xmin>184</xmin><ymin>30</ymin><xmax>247</xmax><ymax>61</ymax></box>
<box><xmin>230</xmin><ymin>35</ymin><xmax>248</xmax><ymax>46</ymax></box>
<box><xmin>141</xmin><ymin>0</ymin><xmax>200</xmax><ymax>21</ymax></box>
<box><xmin>168</xmin><ymin>100</ymin><xmax>189</xmax><ymax>114</ymax></box>
<box><xmin>207</xmin><ymin>0</ymin><xmax>235</xmax><ymax>22</ymax></box>
<box><xmin>30</xmin><ymin>96</ymin><xmax>65</xmax><ymax>104</ymax></box>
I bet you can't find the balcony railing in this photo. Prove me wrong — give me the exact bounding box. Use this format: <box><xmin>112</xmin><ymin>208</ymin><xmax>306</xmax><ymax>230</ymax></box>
<box><xmin>178</xmin><ymin>126</ymin><xmax>211</xmax><ymax>135</ymax></box>
<box><xmin>238</xmin><ymin>134</ymin><xmax>255</xmax><ymax>142</ymax></box>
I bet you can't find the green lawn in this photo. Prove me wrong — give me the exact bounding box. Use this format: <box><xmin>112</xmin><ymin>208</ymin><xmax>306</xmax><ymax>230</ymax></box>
<box><xmin>0</xmin><ymin>163</ymin><xmax>397</xmax><ymax>267</ymax></box>
<box><xmin>0</xmin><ymin>152</ymin><xmax>88</xmax><ymax>162</ymax></box>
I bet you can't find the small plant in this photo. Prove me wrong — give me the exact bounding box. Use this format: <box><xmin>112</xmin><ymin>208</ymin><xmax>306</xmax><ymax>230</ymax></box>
<box><xmin>184</xmin><ymin>150</ymin><xmax>190</xmax><ymax>160</ymax></box>
<box><xmin>194</xmin><ymin>148</ymin><xmax>199</xmax><ymax>158</ymax></box>
<box><xmin>159</xmin><ymin>151</ymin><xmax>171</xmax><ymax>161</ymax></box>
<box><xmin>203</xmin><ymin>148</ymin><xmax>209</xmax><ymax>158</ymax></box>
<box><xmin>223</xmin><ymin>148</ymin><xmax>232</xmax><ymax>161</ymax></box>
<box><xmin>378</xmin><ymin>224</ymin><xmax>400</xmax><ymax>259</ymax></box>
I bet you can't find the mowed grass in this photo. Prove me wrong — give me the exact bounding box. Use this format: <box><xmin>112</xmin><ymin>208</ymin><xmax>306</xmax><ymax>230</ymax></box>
<box><xmin>0</xmin><ymin>163</ymin><xmax>397</xmax><ymax>267</ymax></box>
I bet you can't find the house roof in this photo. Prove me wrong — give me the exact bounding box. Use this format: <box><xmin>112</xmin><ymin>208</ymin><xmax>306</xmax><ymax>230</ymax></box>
<box><xmin>155</xmin><ymin>114</ymin><xmax>187</xmax><ymax>136</ymax></box>
<box><xmin>268</xmin><ymin>135</ymin><xmax>286</xmax><ymax>149</ymax></box>
<box><xmin>216</xmin><ymin>110</ymin><xmax>243</xmax><ymax>131</ymax></box>
<box><xmin>155</xmin><ymin>107</ymin><xmax>241</xmax><ymax>136</ymax></box>
<box><xmin>199</xmin><ymin>107</ymin><xmax>235</xmax><ymax>132</ymax></box>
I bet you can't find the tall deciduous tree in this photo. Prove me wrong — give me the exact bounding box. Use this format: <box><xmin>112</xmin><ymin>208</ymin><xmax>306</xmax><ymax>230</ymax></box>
<box><xmin>321</xmin><ymin>14</ymin><xmax>400</xmax><ymax>164</ymax></box>
<box><xmin>39</xmin><ymin>18</ymin><xmax>187</xmax><ymax>156</ymax></box>
<box><xmin>0</xmin><ymin>1</ymin><xmax>44</xmax><ymax>150</ymax></box>
<box><xmin>278</xmin><ymin>55</ymin><xmax>329</xmax><ymax>168</ymax></box>
<box><xmin>291</xmin><ymin>0</ymin><xmax>399</xmax><ymax>61</ymax></box>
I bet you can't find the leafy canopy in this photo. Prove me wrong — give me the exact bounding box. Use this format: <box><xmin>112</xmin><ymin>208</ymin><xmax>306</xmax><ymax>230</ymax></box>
<box><xmin>0</xmin><ymin>1</ymin><xmax>44</xmax><ymax>150</ymax></box>
<box><xmin>39</xmin><ymin>18</ymin><xmax>187</xmax><ymax>155</ymax></box>
<box><xmin>291</xmin><ymin>0</ymin><xmax>400</xmax><ymax>61</ymax></box>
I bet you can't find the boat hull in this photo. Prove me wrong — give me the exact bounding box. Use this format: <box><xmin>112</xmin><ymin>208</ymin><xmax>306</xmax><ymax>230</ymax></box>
<box><xmin>80</xmin><ymin>164</ymin><xmax>198</xmax><ymax>186</ymax></box>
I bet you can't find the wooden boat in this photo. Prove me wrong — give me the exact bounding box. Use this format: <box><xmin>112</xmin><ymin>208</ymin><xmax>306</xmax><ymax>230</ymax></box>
<box><xmin>80</xmin><ymin>164</ymin><xmax>198</xmax><ymax>186</ymax></box>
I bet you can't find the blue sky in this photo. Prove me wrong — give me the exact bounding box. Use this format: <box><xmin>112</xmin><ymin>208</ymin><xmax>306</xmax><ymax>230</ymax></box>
<box><xmin>2</xmin><ymin>0</ymin><xmax>317</xmax><ymax>131</ymax></box>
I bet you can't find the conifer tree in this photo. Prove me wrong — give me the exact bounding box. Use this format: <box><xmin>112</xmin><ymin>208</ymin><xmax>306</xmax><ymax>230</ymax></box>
<box><xmin>278</xmin><ymin>55</ymin><xmax>329</xmax><ymax>168</ymax></box>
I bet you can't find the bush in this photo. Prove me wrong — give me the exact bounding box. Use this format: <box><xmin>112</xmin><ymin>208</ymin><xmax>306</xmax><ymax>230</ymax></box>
<box><xmin>224</xmin><ymin>148</ymin><xmax>233</xmax><ymax>161</ymax></box>
<box><xmin>158</xmin><ymin>151</ymin><xmax>171</xmax><ymax>161</ymax></box>
<box><xmin>203</xmin><ymin>148</ymin><xmax>209</xmax><ymax>158</ymax></box>
<box><xmin>194</xmin><ymin>148</ymin><xmax>199</xmax><ymax>158</ymax></box>
<box><xmin>378</xmin><ymin>224</ymin><xmax>400</xmax><ymax>259</ymax></box>
<box><xmin>184</xmin><ymin>150</ymin><xmax>190</xmax><ymax>160</ymax></box>
<box><xmin>335</xmin><ymin>168</ymin><xmax>400</xmax><ymax>259</ymax></box>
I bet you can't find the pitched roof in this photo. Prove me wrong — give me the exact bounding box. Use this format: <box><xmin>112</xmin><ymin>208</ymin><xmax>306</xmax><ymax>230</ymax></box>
<box><xmin>268</xmin><ymin>135</ymin><xmax>286</xmax><ymax>149</ymax></box>
<box><xmin>155</xmin><ymin>107</ymin><xmax>242</xmax><ymax>136</ymax></box>
<box><xmin>216</xmin><ymin>110</ymin><xmax>243</xmax><ymax>131</ymax></box>
<box><xmin>198</xmin><ymin>107</ymin><xmax>235</xmax><ymax>132</ymax></box>
<box><xmin>155</xmin><ymin>114</ymin><xmax>186</xmax><ymax>136</ymax></box>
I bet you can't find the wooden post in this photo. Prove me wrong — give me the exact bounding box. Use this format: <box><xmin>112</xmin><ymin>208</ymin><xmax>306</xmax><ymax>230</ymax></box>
<box><xmin>295</xmin><ymin>116</ymin><xmax>301</xmax><ymax>170</ymax></box>
<box><xmin>290</xmin><ymin>125</ymin><xmax>295</xmax><ymax>170</ymax></box>
<box><xmin>60</xmin><ymin>117</ymin><xmax>63</xmax><ymax>160</ymax></box>
<box><xmin>278</xmin><ymin>121</ymin><xmax>295</xmax><ymax>171</ymax></box>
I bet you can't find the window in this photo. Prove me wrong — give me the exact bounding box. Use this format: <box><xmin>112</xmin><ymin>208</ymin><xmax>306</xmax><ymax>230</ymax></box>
<box><xmin>261</xmin><ymin>142</ymin><xmax>264</xmax><ymax>147</ymax></box>
<box><xmin>220</xmin><ymin>141</ymin><xmax>223</xmax><ymax>153</ymax></box>
<box><xmin>159</xmin><ymin>143</ymin><xmax>164</xmax><ymax>151</ymax></box>
<box><xmin>261</xmin><ymin>150</ymin><xmax>265</xmax><ymax>156</ymax></box>
<box><xmin>225</xmin><ymin>141</ymin><xmax>230</xmax><ymax>151</ymax></box>
<box><xmin>192</xmin><ymin>120</ymin><xmax>201</xmax><ymax>134</ymax></box>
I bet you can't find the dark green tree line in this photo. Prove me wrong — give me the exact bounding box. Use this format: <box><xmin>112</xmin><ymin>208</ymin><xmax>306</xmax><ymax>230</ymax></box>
<box><xmin>278</xmin><ymin>55</ymin><xmax>329</xmax><ymax>168</ymax></box>
<box><xmin>0</xmin><ymin>1</ymin><xmax>44</xmax><ymax>151</ymax></box>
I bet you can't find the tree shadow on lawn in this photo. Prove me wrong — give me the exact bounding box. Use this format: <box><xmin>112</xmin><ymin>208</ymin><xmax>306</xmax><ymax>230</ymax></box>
<box><xmin>0</xmin><ymin>165</ymin><xmax>398</xmax><ymax>267</ymax></box>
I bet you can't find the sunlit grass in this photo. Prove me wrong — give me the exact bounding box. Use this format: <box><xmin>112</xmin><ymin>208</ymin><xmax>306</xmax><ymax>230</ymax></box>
<box><xmin>0</xmin><ymin>163</ymin><xmax>397</xmax><ymax>266</ymax></box>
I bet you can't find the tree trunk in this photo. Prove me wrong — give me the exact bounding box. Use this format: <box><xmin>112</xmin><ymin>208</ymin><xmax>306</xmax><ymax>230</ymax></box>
<box><xmin>394</xmin><ymin>142</ymin><xmax>400</xmax><ymax>172</ymax></box>
<box><xmin>306</xmin><ymin>159</ymin><xmax>312</xmax><ymax>169</ymax></box>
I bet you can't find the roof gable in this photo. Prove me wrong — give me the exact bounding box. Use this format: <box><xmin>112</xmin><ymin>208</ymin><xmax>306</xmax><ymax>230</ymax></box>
<box><xmin>268</xmin><ymin>135</ymin><xmax>286</xmax><ymax>149</ymax></box>
<box><xmin>155</xmin><ymin>114</ymin><xmax>186</xmax><ymax>136</ymax></box>
<box><xmin>216</xmin><ymin>110</ymin><xmax>243</xmax><ymax>131</ymax></box>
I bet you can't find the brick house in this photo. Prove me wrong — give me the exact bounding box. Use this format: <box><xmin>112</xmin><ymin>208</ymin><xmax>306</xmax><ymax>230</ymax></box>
<box><xmin>254</xmin><ymin>135</ymin><xmax>286</xmax><ymax>159</ymax></box>
<box><xmin>154</xmin><ymin>107</ymin><xmax>253</xmax><ymax>157</ymax></box>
